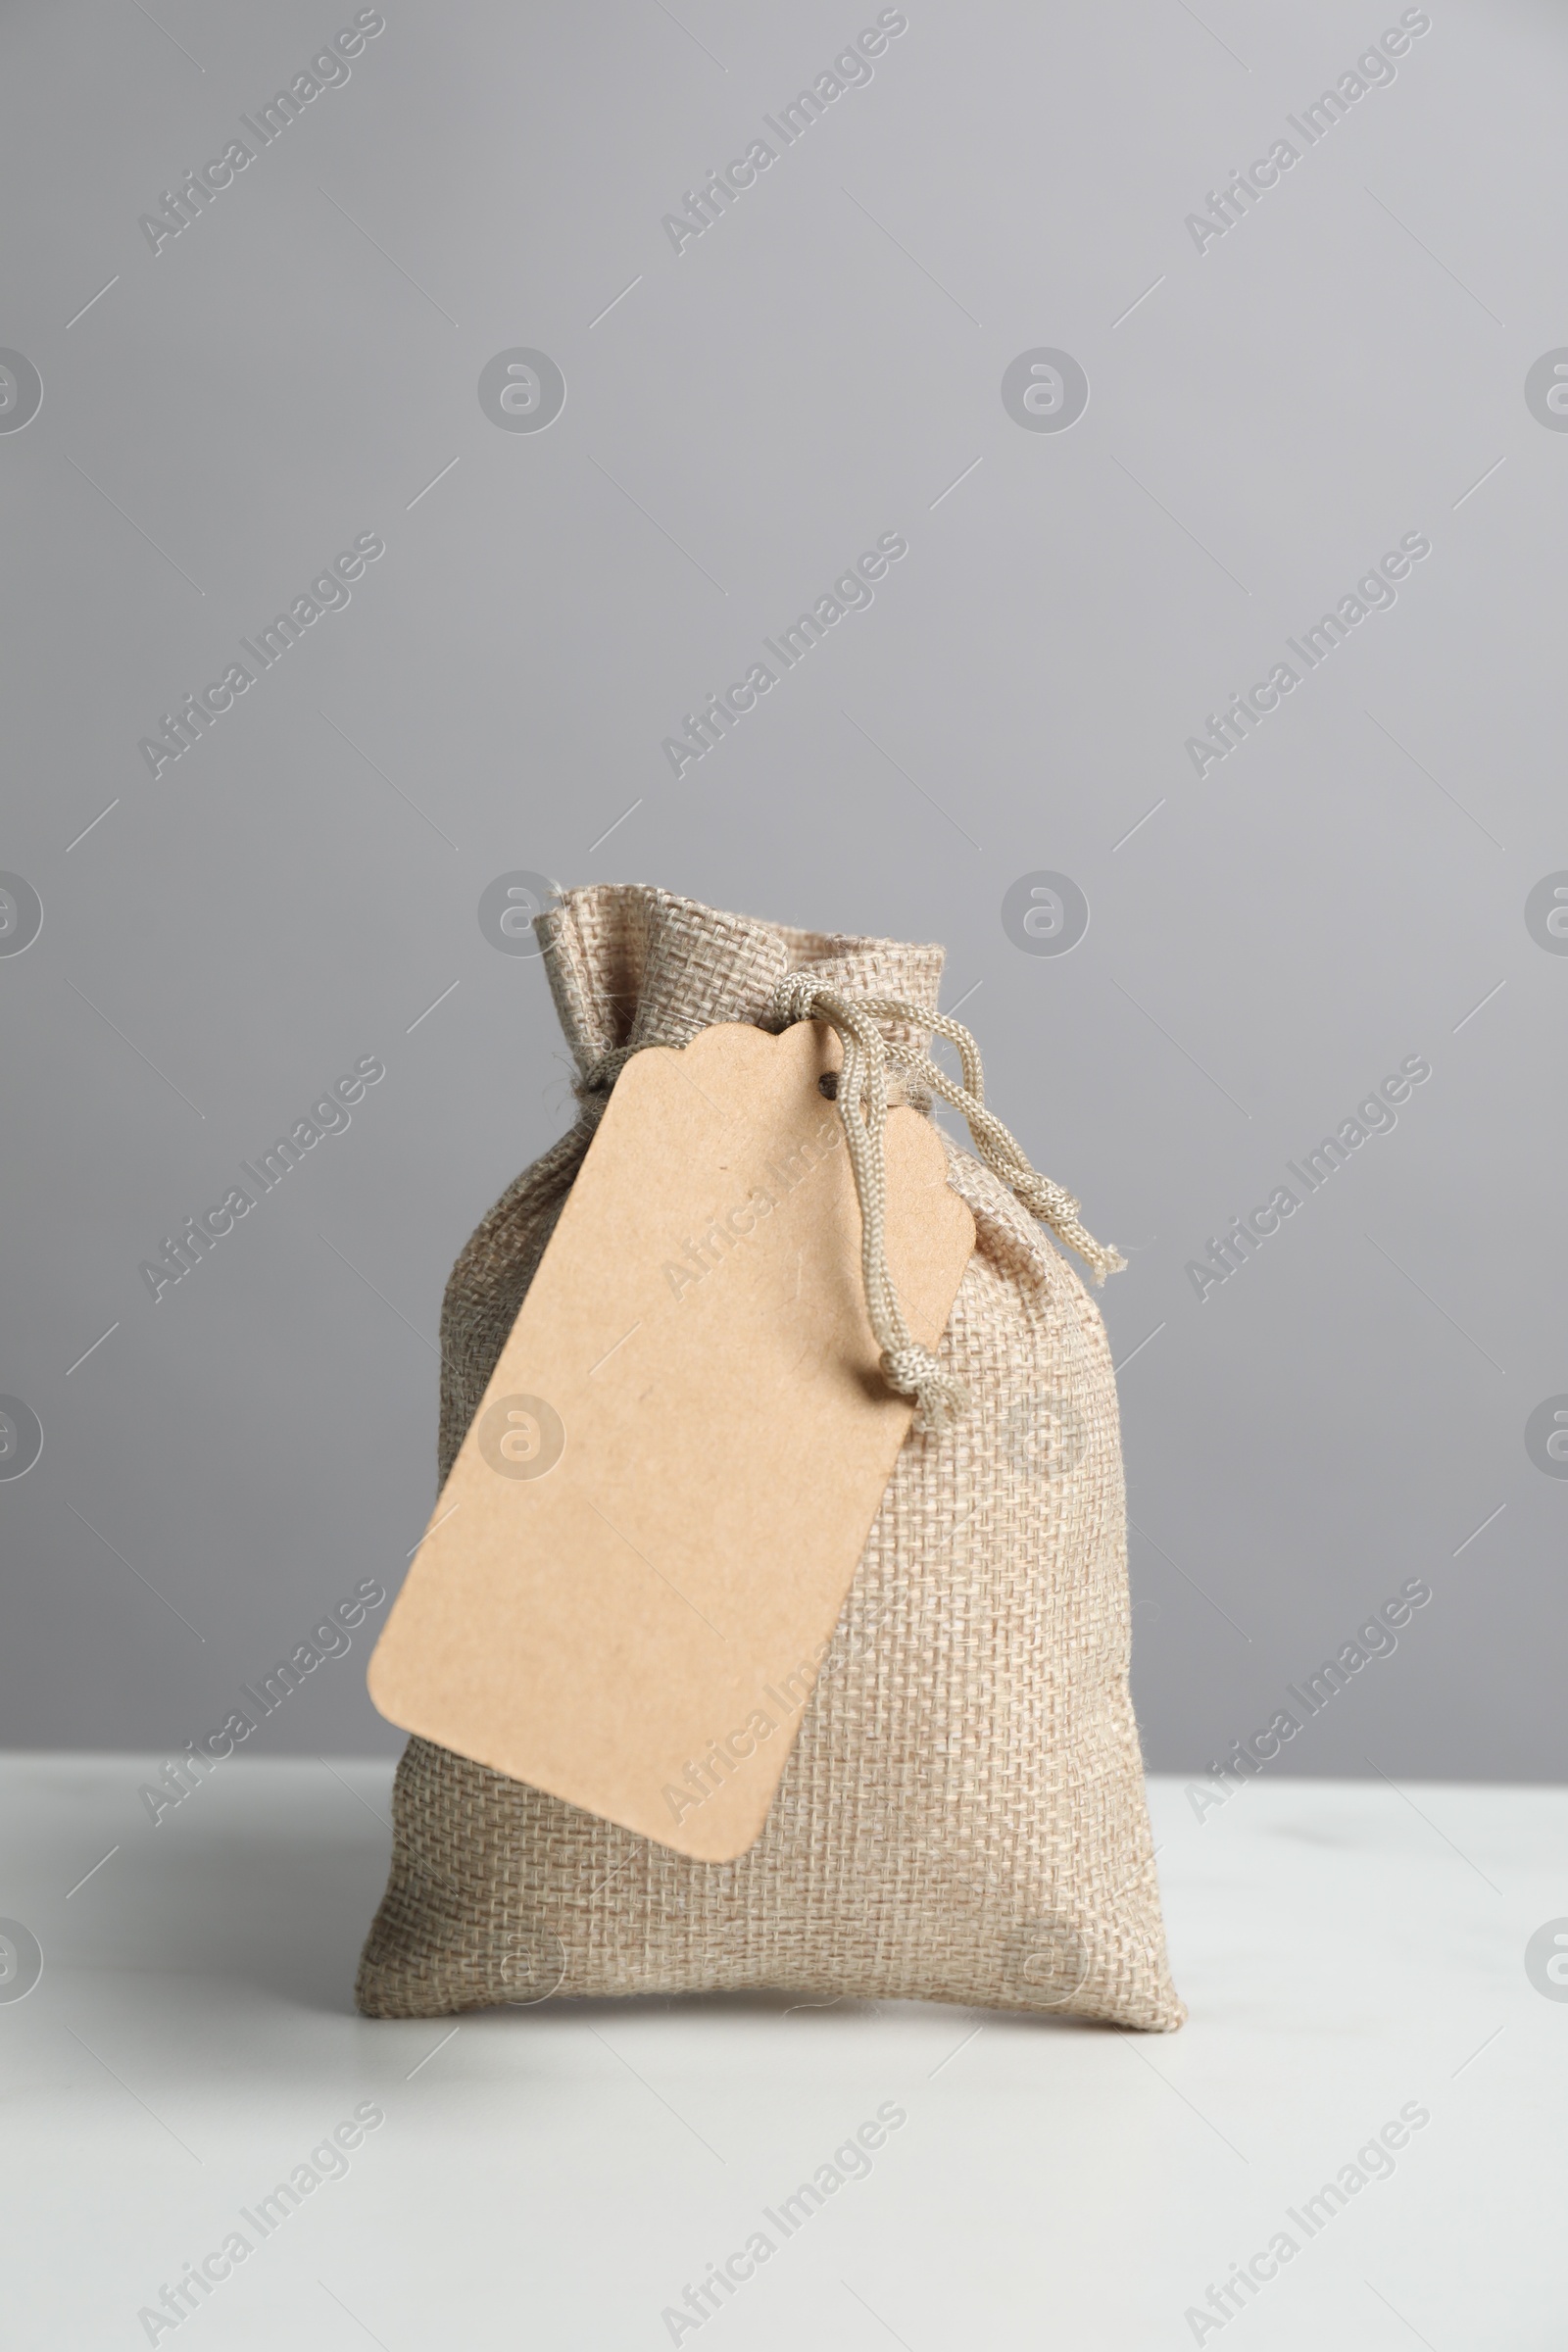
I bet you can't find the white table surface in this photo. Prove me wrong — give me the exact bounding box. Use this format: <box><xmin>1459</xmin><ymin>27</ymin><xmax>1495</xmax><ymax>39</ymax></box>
<box><xmin>2</xmin><ymin>1754</ymin><xmax>1562</xmax><ymax>2348</ymax></box>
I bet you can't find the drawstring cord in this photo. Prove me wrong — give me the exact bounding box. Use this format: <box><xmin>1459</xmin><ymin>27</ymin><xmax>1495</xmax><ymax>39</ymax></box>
<box><xmin>770</xmin><ymin>977</ymin><xmax>1124</xmax><ymax>1430</ymax></box>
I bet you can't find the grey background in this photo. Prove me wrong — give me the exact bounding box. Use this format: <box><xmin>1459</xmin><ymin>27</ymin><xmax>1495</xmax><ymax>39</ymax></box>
<box><xmin>2</xmin><ymin>0</ymin><xmax>1562</xmax><ymax>1782</ymax></box>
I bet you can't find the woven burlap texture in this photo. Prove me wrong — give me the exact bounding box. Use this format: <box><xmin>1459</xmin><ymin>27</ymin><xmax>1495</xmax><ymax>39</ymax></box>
<box><xmin>357</xmin><ymin>884</ymin><xmax>1184</xmax><ymax>2030</ymax></box>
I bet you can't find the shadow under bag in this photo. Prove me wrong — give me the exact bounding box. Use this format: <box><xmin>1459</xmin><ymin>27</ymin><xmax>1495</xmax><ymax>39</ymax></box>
<box><xmin>357</xmin><ymin>883</ymin><xmax>1183</xmax><ymax>2030</ymax></box>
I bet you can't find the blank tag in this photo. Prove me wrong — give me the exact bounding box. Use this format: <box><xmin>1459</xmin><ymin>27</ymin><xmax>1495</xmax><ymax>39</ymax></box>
<box><xmin>368</xmin><ymin>1020</ymin><xmax>974</xmax><ymax>1860</ymax></box>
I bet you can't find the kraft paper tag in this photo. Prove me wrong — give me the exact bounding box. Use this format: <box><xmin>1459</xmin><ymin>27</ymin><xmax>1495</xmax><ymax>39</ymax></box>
<box><xmin>368</xmin><ymin>1020</ymin><xmax>974</xmax><ymax>1860</ymax></box>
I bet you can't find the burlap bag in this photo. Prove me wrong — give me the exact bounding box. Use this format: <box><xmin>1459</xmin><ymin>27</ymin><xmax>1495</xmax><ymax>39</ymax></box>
<box><xmin>357</xmin><ymin>885</ymin><xmax>1182</xmax><ymax>2030</ymax></box>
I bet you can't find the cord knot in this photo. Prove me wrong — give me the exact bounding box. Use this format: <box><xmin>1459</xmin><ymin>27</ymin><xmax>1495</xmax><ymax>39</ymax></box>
<box><xmin>770</xmin><ymin>971</ymin><xmax>822</xmax><ymax>1028</ymax></box>
<box><xmin>880</xmin><ymin>1345</ymin><xmax>968</xmax><ymax>1432</ymax></box>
